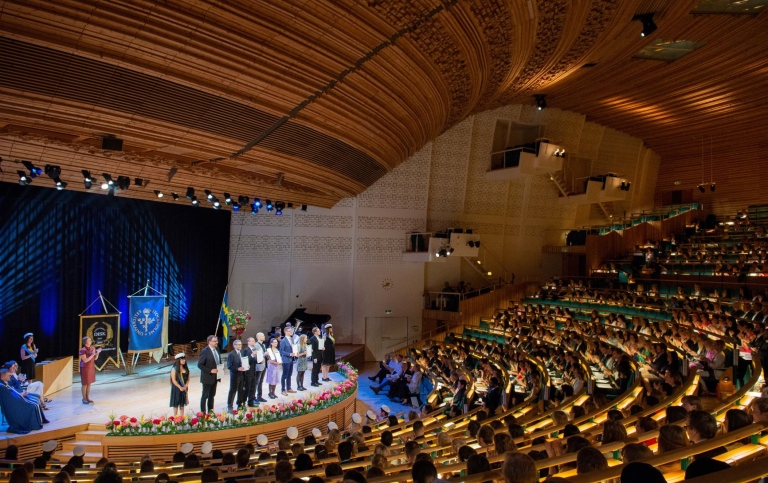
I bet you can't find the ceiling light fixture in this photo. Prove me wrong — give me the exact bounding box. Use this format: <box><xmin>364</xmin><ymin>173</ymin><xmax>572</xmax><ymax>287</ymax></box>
<box><xmin>21</xmin><ymin>161</ymin><xmax>42</xmax><ymax>178</ymax></box>
<box><xmin>102</xmin><ymin>173</ymin><xmax>115</xmax><ymax>190</ymax></box>
<box><xmin>116</xmin><ymin>176</ymin><xmax>131</xmax><ymax>191</ymax></box>
<box><xmin>232</xmin><ymin>202</ymin><xmax>240</xmax><ymax>212</ymax></box>
<box><xmin>634</xmin><ymin>13</ymin><xmax>657</xmax><ymax>37</ymax></box>
<box><xmin>186</xmin><ymin>187</ymin><xmax>195</xmax><ymax>199</ymax></box>
<box><xmin>224</xmin><ymin>193</ymin><xmax>232</xmax><ymax>205</ymax></box>
<box><xmin>17</xmin><ymin>170</ymin><xmax>32</xmax><ymax>185</ymax></box>
<box><xmin>54</xmin><ymin>178</ymin><xmax>67</xmax><ymax>190</ymax></box>
<box><xmin>82</xmin><ymin>170</ymin><xmax>93</xmax><ymax>189</ymax></box>
<box><xmin>534</xmin><ymin>94</ymin><xmax>547</xmax><ymax>110</ymax></box>
<box><xmin>301</xmin><ymin>205</ymin><xmax>308</xmax><ymax>212</ymax></box>
<box><xmin>265</xmin><ymin>200</ymin><xmax>273</xmax><ymax>212</ymax></box>
<box><xmin>154</xmin><ymin>190</ymin><xmax>164</xmax><ymax>198</ymax></box>
<box><xmin>190</xmin><ymin>196</ymin><xmax>199</xmax><ymax>206</ymax></box>
<box><xmin>171</xmin><ymin>192</ymin><xmax>179</xmax><ymax>201</ymax></box>
<box><xmin>238</xmin><ymin>195</ymin><xmax>250</xmax><ymax>206</ymax></box>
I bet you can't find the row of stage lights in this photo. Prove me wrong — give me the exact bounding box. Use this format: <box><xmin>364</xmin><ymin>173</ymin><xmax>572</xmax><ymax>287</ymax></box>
<box><xmin>14</xmin><ymin>162</ymin><xmax>307</xmax><ymax>214</ymax></box>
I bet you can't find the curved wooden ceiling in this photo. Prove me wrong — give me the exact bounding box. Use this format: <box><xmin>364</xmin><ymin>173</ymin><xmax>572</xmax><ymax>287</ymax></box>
<box><xmin>0</xmin><ymin>0</ymin><xmax>766</xmax><ymax>208</ymax></box>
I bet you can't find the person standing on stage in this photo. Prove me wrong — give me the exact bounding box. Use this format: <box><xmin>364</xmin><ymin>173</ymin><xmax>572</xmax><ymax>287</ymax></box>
<box><xmin>198</xmin><ymin>335</ymin><xmax>221</xmax><ymax>413</ymax></box>
<box><xmin>79</xmin><ymin>337</ymin><xmax>101</xmax><ymax>404</ymax></box>
<box><xmin>279</xmin><ymin>326</ymin><xmax>297</xmax><ymax>395</ymax></box>
<box><xmin>296</xmin><ymin>334</ymin><xmax>309</xmax><ymax>391</ymax></box>
<box><xmin>321</xmin><ymin>324</ymin><xmax>336</xmax><ymax>382</ymax></box>
<box><xmin>265</xmin><ymin>337</ymin><xmax>282</xmax><ymax>399</ymax></box>
<box><xmin>309</xmin><ymin>326</ymin><xmax>325</xmax><ymax>387</ymax></box>
<box><xmin>242</xmin><ymin>337</ymin><xmax>258</xmax><ymax>407</ymax></box>
<box><xmin>253</xmin><ymin>332</ymin><xmax>268</xmax><ymax>402</ymax></box>
<box><xmin>169</xmin><ymin>352</ymin><xmax>189</xmax><ymax>416</ymax></box>
<box><xmin>226</xmin><ymin>339</ymin><xmax>246</xmax><ymax>411</ymax></box>
<box><xmin>20</xmin><ymin>333</ymin><xmax>38</xmax><ymax>381</ymax></box>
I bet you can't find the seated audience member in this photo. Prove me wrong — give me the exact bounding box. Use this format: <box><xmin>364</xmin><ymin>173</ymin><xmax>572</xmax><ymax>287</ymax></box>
<box><xmin>476</xmin><ymin>425</ymin><xmax>494</xmax><ymax>449</ymax></box>
<box><xmin>412</xmin><ymin>420</ymin><xmax>425</xmax><ymax>440</ymax></box>
<box><xmin>466</xmin><ymin>454</ymin><xmax>491</xmax><ymax>475</ymax></box>
<box><xmin>405</xmin><ymin>440</ymin><xmax>421</xmax><ymax>465</ymax></box>
<box><xmin>294</xmin><ymin>454</ymin><xmax>313</xmax><ymax>472</ymax></box>
<box><xmin>576</xmin><ymin>447</ymin><xmax>608</xmax><ymax>475</ymax></box>
<box><xmin>342</xmin><ymin>470</ymin><xmax>366</xmax><ymax>483</ymax></box>
<box><xmin>411</xmin><ymin>460</ymin><xmax>445</xmax><ymax>483</ymax></box>
<box><xmin>687</xmin><ymin>410</ymin><xmax>727</xmax><ymax>460</ymax></box>
<box><xmin>657</xmin><ymin>425</ymin><xmax>689</xmax><ymax>473</ymax></box>
<box><xmin>337</xmin><ymin>441</ymin><xmax>353</xmax><ymax>464</ymax></box>
<box><xmin>665</xmin><ymin>405</ymin><xmax>688</xmax><ymax>424</ymax></box>
<box><xmin>324</xmin><ymin>463</ymin><xmax>343</xmax><ymax>477</ymax></box>
<box><xmin>684</xmin><ymin>458</ymin><xmax>731</xmax><ymax>480</ymax></box>
<box><xmin>501</xmin><ymin>452</ymin><xmax>538</xmax><ymax>483</ymax></box>
<box><xmin>199</xmin><ymin>468</ymin><xmax>218</xmax><ymax>483</ymax></box>
<box><xmin>681</xmin><ymin>395</ymin><xmax>703</xmax><ymax>412</ymax></box>
<box><xmin>723</xmin><ymin>409</ymin><xmax>753</xmax><ymax>450</ymax></box>
<box><xmin>366</xmin><ymin>467</ymin><xmax>385</xmax><ymax>479</ymax></box>
<box><xmin>751</xmin><ymin>397</ymin><xmax>768</xmax><ymax>422</ymax></box>
<box><xmin>274</xmin><ymin>461</ymin><xmax>293</xmax><ymax>483</ymax></box>
<box><xmin>601</xmin><ymin>420</ymin><xmax>627</xmax><ymax>445</ymax></box>
<box><xmin>457</xmin><ymin>445</ymin><xmax>476</xmax><ymax>463</ymax></box>
<box><xmin>0</xmin><ymin>368</ymin><xmax>46</xmax><ymax>433</ymax></box>
<box><xmin>493</xmin><ymin>433</ymin><xmax>515</xmax><ymax>455</ymax></box>
<box><xmin>620</xmin><ymin>462</ymin><xmax>666</xmax><ymax>483</ymax></box>
<box><xmin>622</xmin><ymin>443</ymin><xmax>653</xmax><ymax>463</ymax></box>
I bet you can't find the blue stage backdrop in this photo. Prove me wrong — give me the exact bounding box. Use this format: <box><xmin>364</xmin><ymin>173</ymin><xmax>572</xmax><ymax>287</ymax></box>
<box><xmin>0</xmin><ymin>183</ymin><xmax>230</xmax><ymax>360</ymax></box>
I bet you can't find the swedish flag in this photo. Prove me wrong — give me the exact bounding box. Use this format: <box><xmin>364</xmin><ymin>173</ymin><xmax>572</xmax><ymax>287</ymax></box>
<box><xmin>219</xmin><ymin>287</ymin><xmax>230</xmax><ymax>348</ymax></box>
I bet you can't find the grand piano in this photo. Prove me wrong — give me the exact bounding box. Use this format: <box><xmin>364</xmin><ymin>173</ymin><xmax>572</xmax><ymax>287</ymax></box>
<box><xmin>281</xmin><ymin>308</ymin><xmax>331</xmax><ymax>336</ymax></box>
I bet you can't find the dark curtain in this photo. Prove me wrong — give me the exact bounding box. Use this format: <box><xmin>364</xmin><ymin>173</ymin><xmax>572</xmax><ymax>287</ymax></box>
<box><xmin>0</xmin><ymin>183</ymin><xmax>230</xmax><ymax>361</ymax></box>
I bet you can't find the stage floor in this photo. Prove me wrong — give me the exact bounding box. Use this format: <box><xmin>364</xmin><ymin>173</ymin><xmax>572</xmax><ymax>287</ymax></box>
<box><xmin>0</xmin><ymin>358</ymin><xmax>351</xmax><ymax>440</ymax></box>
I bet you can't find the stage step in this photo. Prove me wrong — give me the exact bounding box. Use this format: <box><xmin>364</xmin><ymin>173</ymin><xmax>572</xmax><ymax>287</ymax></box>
<box><xmin>54</xmin><ymin>449</ymin><xmax>104</xmax><ymax>463</ymax></box>
<box><xmin>77</xmin><ymin>430</ymin><xmax>108</xmax><ymax>441</ymax></box>
<box><xmin>62</xmin><ymin>440</ymin><xmax>103</xmax><ymax>452</ymax></box>
<box><xmin>88</xmin><ymin>423</ymin><xmax>107</xmax><ymax>431</ymax></box>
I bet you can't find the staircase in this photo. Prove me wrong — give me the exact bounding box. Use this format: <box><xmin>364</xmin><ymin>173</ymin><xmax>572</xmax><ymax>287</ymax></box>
<box><xmin>549</xmin><ymin>171</ymin><xmax>572</xmax><ymax>197</ymax></box>
<box><xmin>463</xmin><ymin>245</ymin><xmax>514</xmax><ymax>285</ymax></box>
<box><xmin>55</xmin><ymin>424</ymin><xmax>107</xmax><ymax>462</ymax></box>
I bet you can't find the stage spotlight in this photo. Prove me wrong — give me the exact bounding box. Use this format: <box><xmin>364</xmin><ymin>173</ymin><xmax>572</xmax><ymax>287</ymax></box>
<box><xmin>186</xmin><ymin>187</ymin><xmax>195</xmax><ymax>199</ymax></box>
<box><xmin>254</xmin><ymin>198</ymin><xmax>262</xmax><ymax>208</ymax></box>
<box><xmin>54</xmin><ymin>178</ymin><xmax>67</xmax><ymax>190</ymax></box>
<box><xmin>22</xmin><ymin>161</ymin><xmax>42</xmax><ymax>177</ymax></box>
<box><xmin>534</xmin><ymin>94</ymin><xmax>547</xmax><ymax>110</ymax></box>
<box><xmin>154</xmin><ymin>190</ymin><xmax>164</xmax><ymax>198</ymax></box>
<box><xmin>620</xmin><ymin>181</ymin><xmax>627</xmax><ymax>191</ymax></box>
<box><xmin>710</xmin><ymin>183</ymin><xmax>716</xmax><ymax>192</ymax></box>
<box><xmin>232</xmin><ymin>202</ymin><xmax>240</xmax><ymax>212</ymax></box>
<box><xmin>82</xmin><ymin>170</ymin><xmax>93</xmax><ymax>189</ymax></box>
<box><xmin>17</xmin><ymin>170</ymin><xmax>32</xmax><ymax>185</ymax></box>
<box><xmin>634</xmin><ymin>13</ymin><xmax>657</xmax><ymax>37</ymax></box>
<box><xmin>265</xmin><ymin>199</ymin><xmax>273</xmax><ymax>211</ymax></box>
<box><xmin>44</xmin><ymin>164</ymin><xmax>61</xmax><ymax>179</ymax></box>
<box><xmin>213</xmin><ymin>200</ymin><xmax>221</xmax><ymax>209</ymax></box>
<box><xmin>436</xmin><ymin>248</ymin><xmax>448</xmax><ymax>258</ymax></box>
<box><xmin>238</xmin><ymin>195</ymin><xmax>250</xmax><ymax>205</ymax></box>
<box><xmin>275</xmin><ymin>201</ymin><xmax>285</xmax><ymax>216</ymax></box>
<box><xmin>698</xmin><ymin>184</ymin><xmax>706</xmax><ymax>193</ymax></box>
<box><xmin>134</xmin><ymin>178</ymin><xmax>144</xmax><ymax>186</ymax></box>
<box><xmin>287</xmin><ymin>202</ymin><xmax>293</xmax><ymax>208</ymax></box>
<box><xmin>467</xmin><ymin>241</ymin><xmax>474</xmax><ymax>248</ymax></box>
<box><xmin>625</xmin><ymin>182</ymin><xmax>631</xmax><ymax>190</ymax></box>
<box><xmin>190</xmin><ymin>196</ymin><xmax>199</xmax><ymax>206</ymax></box>
<box><xmin>301</xmin><ymin>204</ymin><xmax>308</xmax><ymax>212</ymax></box>
<box><xmin>447</xmin><ymin>247</ymin><xmax>454</xmax><ymax>256</ymax></box>
<box><xmin>251</xmin><ymin>202</ymin><xmax>259</xmax><ymax>214</ymax></box>
<box><xmin>205</xmin><ymin>189</ymin><xmax>214</xmax><ymax>201</ymax></box>
<box><xmin>102</xmin><ymin>173</ymin><xmax>114</xmax><ymax>190</ymax></box>
<box><xmin>171</xmin><ymin>192</ymin><xmax>179</xmax><ymax>200</ymax></box>
<box><xmin>224</xmin><ymin>193</ymin><xmax>232</xmax><ymax>205</ymax></box>
<box><xmin>116</xmin><ymin>176</ymin><xmax>131</xmax><ymax>190</ymax></box>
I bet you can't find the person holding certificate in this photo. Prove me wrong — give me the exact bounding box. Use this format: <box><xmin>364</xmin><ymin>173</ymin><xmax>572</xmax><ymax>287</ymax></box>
<box><xmin>226</xmin><ymin>339</ymin><xmax>246</xmax><ymax>411</ymax></box>
<box><xmin>309</xmin><ymin>326</ymin><xmax>325</xmax><ymax>387</ymax></box>
<box><xmin>265</xmin><ymin>338</ymin><xmax>282</xmax><ymax>399</ymax></box>
<box><xmin>279</xmin><ymin>326</ymin><xmax>298</xmax><ymax>395</ymax></box>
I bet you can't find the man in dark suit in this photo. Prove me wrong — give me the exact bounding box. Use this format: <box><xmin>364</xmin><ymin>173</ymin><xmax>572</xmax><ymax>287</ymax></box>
<box><xmin>198</xmin><ymin>335</ymin><xmax>220</xmax><ymax>413</ymax></box>
<box><xmin>308</xmin><ymin>326</ymin><xmax>323</xmax><ymax>387</ymax></box>
<box><xmin>243</xmin><ymin>335</ymin><xmax>265</xmax><ymax>407</ymax></box>
<box><xmin>226</xmin><ymin>339</ymin><xmax>246</xmax><ymax>411</ymax></box>
<box><xmin>279</xmin><ymin>326</ymin><xmax>297</xmax><ymax>395</ymax></box>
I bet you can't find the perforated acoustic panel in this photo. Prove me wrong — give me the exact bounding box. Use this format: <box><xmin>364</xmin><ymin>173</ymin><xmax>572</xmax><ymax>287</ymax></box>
<box><xmin>356</xmin><ymin>237</ymin><xmax>414</xmax><ymax>266</ymax></box>
<box><xmin>293</xmin><ymin>236</ymin><xmax>353</xmax><ymax>266</ymax></box>
<box><xmin>357</xmin><ymin>216</ymin><xmax>426</xmax><ymax>232</ymax></box>
<box><xmin>232</xmin><ymin>212</ymin><xmax>293</xmax><ymax>227</ymax></box>
<box><xmin>428</xmin><ymin>119</ymin><xmax>473</xmax><ymax>213</ymax></box>
<box><xmin>294</xmin><ymin>214</ymin><xmax>354</xmax><ymax>229</ymax></box>
<box><xmin>357</xmin><ymin>144</ymin><xmax>431</xmax><ymax>210</ymax></box>
<box><xmin>230</xmin><ymin>235</ymin><xmax>291</xmax><ymax>262</ymax></box>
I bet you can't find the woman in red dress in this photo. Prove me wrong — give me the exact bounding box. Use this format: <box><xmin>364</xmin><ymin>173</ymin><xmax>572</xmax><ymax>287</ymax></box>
<box><xmin>79</xmin><ymin>337</ymin><xmax>101</xmax><ymax>404</ymax></box>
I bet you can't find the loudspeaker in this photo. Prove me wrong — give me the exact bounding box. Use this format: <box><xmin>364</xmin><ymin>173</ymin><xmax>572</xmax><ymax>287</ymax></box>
<box><xmin>101</xmin><ymin>137</ymin><xmax>123</xmax><ymax>151</ymax></box>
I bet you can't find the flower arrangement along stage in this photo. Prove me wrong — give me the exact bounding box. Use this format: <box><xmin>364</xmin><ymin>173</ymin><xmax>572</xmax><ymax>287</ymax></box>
<box><xmin>105</xmin><ymin>363</ymin><xmax>357</xmax><ymax>435</ymax></box>
<box><xmin>228</xmin><ymin>309</ymin><xmax>251</xmax><ymax>337</ymax></box>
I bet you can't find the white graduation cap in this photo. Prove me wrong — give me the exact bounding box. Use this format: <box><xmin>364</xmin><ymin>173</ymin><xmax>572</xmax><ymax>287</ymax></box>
<box><xmin>201</xmin><ymin>441</ymin><xmax>213</xmax><ymax>455</ymax></box>
<box><xmin>72</xmin><ymin>446</ymin><xmax>86</xmax><ymax>457</ymax></box>
<box><xmin>42</xmin><ymin>440</ymin><xmax>57</xmax><ymax>453</ymax></box>
<box><xmin>180</xmin><ymin>443</ymin><xmax>194</xmax><ymax>454</ymax></box>
<box><xmin>311</xmin><ymin>428</ymin><xmax>322</xmax><ymax>438</ymax></box>
<box><xmin>351</xmin><ymin>413</ymin><xmax>362</xmax><ymax>424</ymax></box>
<box><xmin>287</xmin><ymin>426</ymin><xmax>299</xmax><ymax>440</ymax></box>
<box><xmin>327</xmin><ymin>421</ymin><xmax>338</xmax><ymax>431</ymax></box>
<box><xmin>256</xmin><ymin>434</ymin><xmax>268</xmax><ymax>446</ymax></box>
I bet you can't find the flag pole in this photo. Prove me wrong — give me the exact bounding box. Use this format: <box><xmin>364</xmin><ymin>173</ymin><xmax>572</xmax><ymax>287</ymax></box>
<box><xmin>215</xmin><ymin>286</ymin><xmax>228</xmax><ymax>336</ymax></box>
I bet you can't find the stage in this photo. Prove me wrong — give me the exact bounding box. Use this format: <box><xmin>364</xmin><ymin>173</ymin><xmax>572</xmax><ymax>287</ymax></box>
<box><xmin>0</xmin><ymin>345</ymin><xmax>366</xmax><ymax>460</ymax></box>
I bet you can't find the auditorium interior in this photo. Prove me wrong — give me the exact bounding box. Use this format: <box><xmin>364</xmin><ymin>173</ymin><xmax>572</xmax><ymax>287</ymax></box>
<box><xmin>1</xmin><ymin>0</ymin><xmax>768</xmax><ymax>482</ymax></box>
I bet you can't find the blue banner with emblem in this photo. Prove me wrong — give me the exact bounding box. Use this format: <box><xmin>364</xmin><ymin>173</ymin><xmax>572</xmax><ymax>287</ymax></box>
<box><xmin>128</xmin><ymin>295</ymin><xmax>165</xmax><ymax>351</ymax></box>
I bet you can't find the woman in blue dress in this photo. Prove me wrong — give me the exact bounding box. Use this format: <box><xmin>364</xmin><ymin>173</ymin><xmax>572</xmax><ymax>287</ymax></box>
<box><xmin>265</xmin><ymin>338</ymin><xmax>282</xmax><ymax>399</ymax></box>
<box><xmin>169</xmin><ymin>352</ymin><xmax>189</xmax><ymax>416</ymax></box>
<box><xmin>0</xmin><ymin>367</ymin><xmax>44</xmax><ymax>434</ymax></box>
